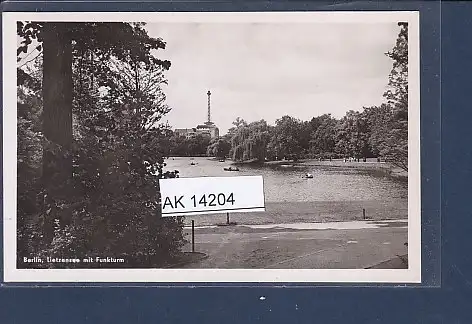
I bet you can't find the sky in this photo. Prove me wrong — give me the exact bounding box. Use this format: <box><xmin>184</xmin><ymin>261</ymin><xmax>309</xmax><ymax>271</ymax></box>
<box><xmin>146</xmin><ymin>22</ymin><xmax>399</xmax><ymax>135</ymax></box>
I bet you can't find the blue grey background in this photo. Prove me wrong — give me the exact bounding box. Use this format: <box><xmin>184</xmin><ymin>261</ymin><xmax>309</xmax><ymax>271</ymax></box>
<box><xmin>0</xmin><ymin>0</ymin><xmax>465</xmax><ymax>322</ymax></box>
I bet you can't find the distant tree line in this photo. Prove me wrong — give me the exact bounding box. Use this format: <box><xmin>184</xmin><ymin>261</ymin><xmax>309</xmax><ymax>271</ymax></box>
<box><xmin>206</xmin><ymin>23</ymin><xmax>409</xmax><ymax>171</ymax></box>
<box><xmin>221</xmin><ymin>106</ymin><xmax>395</xmax><ymax>163</ymax></box>
<box><xmin>167</xmin><ymin>133</ymin><xmax>211</xmax><ymax>157</ymax></box>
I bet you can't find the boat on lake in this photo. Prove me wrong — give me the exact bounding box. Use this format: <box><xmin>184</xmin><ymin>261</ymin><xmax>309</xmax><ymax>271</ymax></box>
<box><xmin>224</xmin><ymin>167</ymin><xmax>239</xmax><ymax>172</ymax></box>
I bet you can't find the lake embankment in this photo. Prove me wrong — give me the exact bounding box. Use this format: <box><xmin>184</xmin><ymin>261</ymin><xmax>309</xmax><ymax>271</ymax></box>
<box><xmin>182</xmin><ymin>200</ymin><xmax>408</xmax><ymax>227</ymax></box>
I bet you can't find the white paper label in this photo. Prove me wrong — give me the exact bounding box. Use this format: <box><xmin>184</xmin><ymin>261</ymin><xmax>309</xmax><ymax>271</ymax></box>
<box><xmin>159</xmin><ymin>176</ymin><xmax>265</xmax><ymax>217</ymax></box>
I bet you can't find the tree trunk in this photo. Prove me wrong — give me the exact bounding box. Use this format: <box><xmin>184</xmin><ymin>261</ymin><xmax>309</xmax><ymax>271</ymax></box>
<box><xmin>41</xmin><ymin>22</ymin><xmax>73</xmax><ymax>243</ymax></box>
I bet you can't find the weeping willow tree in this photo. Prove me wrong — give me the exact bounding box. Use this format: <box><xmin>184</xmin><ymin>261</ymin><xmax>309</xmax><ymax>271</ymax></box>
<box><xmin>230</xmin><ymin>120</ymin><xmax>270</xmax><ymax>162</ymax></box>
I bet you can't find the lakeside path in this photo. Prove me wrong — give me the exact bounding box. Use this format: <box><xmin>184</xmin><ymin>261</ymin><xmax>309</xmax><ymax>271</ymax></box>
<box><xmin>181</xmin><ymin>219</ymin><xmax>408</xmax><ymax>269</ymax></box>
<box><xmin>183</xmin><ymin>201</ymin><xmax>408</xmax><ymax>227</ymax></box>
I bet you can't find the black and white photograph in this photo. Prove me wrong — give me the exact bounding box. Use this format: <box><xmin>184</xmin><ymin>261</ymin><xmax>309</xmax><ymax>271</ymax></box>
<box><xmin>4</xmin><ymin>12</ymin><xmax>420</xmax><ymax>282</ymax></box>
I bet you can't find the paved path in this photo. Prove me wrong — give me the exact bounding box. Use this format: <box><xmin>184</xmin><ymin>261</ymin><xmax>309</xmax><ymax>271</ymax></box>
<box><xmin>181</xmin><ymin>220</ymin><xmax>408</xmax><ymax>269</ymax></box>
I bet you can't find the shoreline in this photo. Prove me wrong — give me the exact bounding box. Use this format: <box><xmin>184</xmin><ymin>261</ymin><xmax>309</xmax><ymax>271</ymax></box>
<box><xmin>168</xmin><ymin>156</ymin><xmax>408</xmax><ymax>181</ymax></box>
<box><xmin>231</xmin><ymin>158</ymin><xmax>408</xmax><ymax>181</ymax></box>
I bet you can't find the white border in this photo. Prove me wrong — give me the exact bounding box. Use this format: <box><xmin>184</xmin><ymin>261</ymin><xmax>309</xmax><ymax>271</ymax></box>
<box><xmin>3</xmin><ymin>11</ymin><xmax>421</xmax><ymax>283</ymax></box>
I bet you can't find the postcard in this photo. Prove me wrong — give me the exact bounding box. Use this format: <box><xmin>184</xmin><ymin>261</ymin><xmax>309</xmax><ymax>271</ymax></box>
<box><xmin>3</xmin><ymin>11</ymin><xmax>420</xmax><ymax>283</ymax></box>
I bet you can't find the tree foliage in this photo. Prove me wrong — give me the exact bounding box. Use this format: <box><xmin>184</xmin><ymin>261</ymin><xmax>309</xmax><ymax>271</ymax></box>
<box><xmin>207</xmin><ymin>137</ymin><xmax>231</xmax><ymax>158</ymax></box>
<box><xmin>230</xmin><ymin>120</ymin><xmax>271</xmax><ymax>162</ymax></box>
<box><xmin>335</xmin><ymin>110</ymin><xmax>371</xmax><ymax>159</ymax></box>
<box><xmin>308</xmin><ymin>114</ymin><xmax>337</xmax><ymax>157</ymax></box>
<box><xmin>369</xmin><ymin>22</ymin><xmax>409</xmax><ymax>171</ymax></box>
<box><xmin>169</xmin><ymin>133</ymin><xmax>211</xmax><ymax>157</ymax></box>
<box><xmin>268</xmin><ymin>116</ymin><xmax>303</xmax><ymax>161</ymax></box>
<box><xmin>17</xmin><ymin>22</ymin><xmax>185</xmax><ymax>268</ymax></box>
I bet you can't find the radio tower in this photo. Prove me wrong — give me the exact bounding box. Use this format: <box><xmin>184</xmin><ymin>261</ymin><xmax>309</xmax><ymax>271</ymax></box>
<box><xmin>206</xmin><ymin>90</ymin><xmax>213</xmax><ymax>125</ymax></box>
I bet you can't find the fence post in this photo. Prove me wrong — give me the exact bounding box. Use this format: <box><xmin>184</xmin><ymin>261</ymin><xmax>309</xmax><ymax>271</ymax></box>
<box><xmin>363</xmin><ymin>208</ymin><xmax>366</xmax><ymax>220</ymax></box>
<box><xmin>227</xmin><ymin>212</ymin><xmax>230</xmax><ymax>225</ymax></box>
<box><xmin>191</xmin><ymin>220</ymin><xmax>195</xmax><ymax>252</ymax></box>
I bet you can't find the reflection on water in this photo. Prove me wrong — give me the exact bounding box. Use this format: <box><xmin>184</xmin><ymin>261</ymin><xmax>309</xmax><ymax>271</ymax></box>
<box><xmin>163</xmin><ymin>157</ymin><xmax>407</xmax><ymax>203</ymax></box>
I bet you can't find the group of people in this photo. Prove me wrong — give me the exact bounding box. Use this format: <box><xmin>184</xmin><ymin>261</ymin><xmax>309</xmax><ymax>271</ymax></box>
<box><xmin>343</xmin><ymin>157</ymin><xmax>368</xmax><ymax>163</ymax></box>
<box><xmin>342</xmin><ymin>157</ymin><xmax>383</xmax><ymax>162</ymax></box>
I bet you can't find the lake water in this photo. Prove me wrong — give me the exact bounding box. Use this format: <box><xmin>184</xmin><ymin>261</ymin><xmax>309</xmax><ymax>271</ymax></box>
<box><xmin>162</xmin><ymin>157</ymin><xmax>408</xmax><ymax>226</ymax></box>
